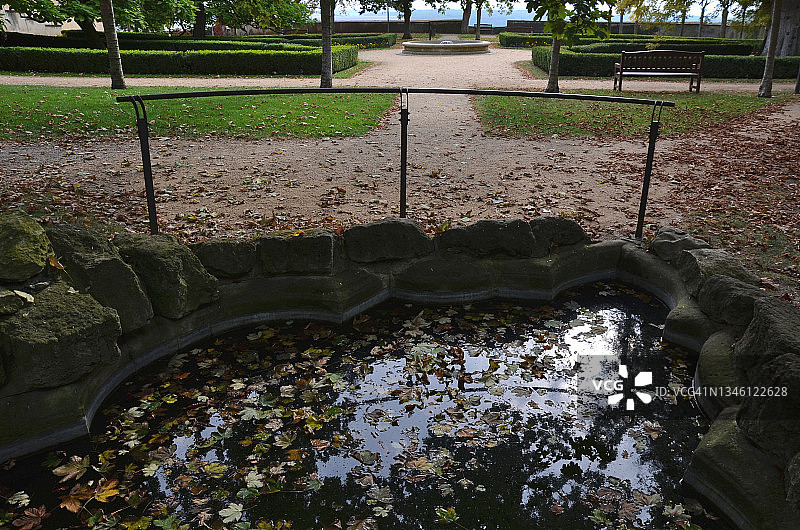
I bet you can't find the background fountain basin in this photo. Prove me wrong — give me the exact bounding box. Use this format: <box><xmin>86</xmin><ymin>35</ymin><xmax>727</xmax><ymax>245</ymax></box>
<box><xmin>402</xmin><ymin>39</ymin><xmax>491</xmax><ymax>55</ymax></box>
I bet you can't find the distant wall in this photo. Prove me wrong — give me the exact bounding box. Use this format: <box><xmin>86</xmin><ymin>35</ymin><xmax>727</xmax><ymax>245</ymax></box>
<box><xmin>1</xmin><ymin>6</ymin><xmax>98</xmax><ymax>36</ymax></box>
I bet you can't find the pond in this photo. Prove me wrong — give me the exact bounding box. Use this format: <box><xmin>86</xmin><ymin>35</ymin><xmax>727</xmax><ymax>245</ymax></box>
<box><xmin>0</xmin><ymin>282</ymin><xmax>726</xmax><ymax>529</ymax></box>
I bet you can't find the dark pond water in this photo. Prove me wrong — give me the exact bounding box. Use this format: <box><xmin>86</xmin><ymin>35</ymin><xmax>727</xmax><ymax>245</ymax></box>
<box><xmin>0</xmin><ymin>282</ymin><xmax>726</xmax><ymax>530</ymax></box>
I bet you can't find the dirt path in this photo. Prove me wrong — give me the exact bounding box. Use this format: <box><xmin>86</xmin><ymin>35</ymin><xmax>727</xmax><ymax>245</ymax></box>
<box><xmin>0</xmin><ymin>44</ymin><xmax>800</xmax><ymax>250</ymax></box>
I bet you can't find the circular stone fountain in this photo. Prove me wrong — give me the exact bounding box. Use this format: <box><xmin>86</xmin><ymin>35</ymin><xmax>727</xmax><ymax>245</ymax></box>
<box><xmin>402</xmin><ymin>39</ymin><xmax>490</xmax><ymax>55</ymax></box>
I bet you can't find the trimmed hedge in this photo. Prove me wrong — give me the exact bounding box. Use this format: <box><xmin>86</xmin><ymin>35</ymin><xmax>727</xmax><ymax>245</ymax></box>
<box><xmin>0</xmin><ymin>45</ymin><xmax>359</xmax><ymax>75</ymax></box>
<box><xmin>532</xmin><ymin>45</ymin><xmax>800</xmax><ymax>78</ymax></box>
<box><xmin>60</xmin><ymin>30</ymin><xmax>397</xmax><ymax>49</ymax></box>
<box><xmin>116</xmin><ymin>40</ymin><xmax>312</xmax><ymax>52</ymax></box>
<box><xmin>500</xmin><ymin>31</ymin><xmax>761</xmax><ymax>50</ymax></box>
<box><xmin>571</xmin><ymin>41</ymin><xmax>759</xmax><ymax>55</ymax></box>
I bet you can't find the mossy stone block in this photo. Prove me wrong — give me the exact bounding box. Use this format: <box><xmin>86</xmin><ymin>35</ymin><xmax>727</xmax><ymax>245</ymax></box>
<box><xmin>437</xmin><ymin>219</ymin><xmax>539</xmax><ymax>257</ymax></box>
<box><xmin>651</xmin><ymin>226</ymin><xmax>709</xmax><ymax>263</ymax></box>
<box><xmin>219</xmin><ymin>269</ymin><xmax>385</xmax><ymax>315</ymax></box>
<box><xmin>395</xmin><ymin>255</ymin><xmax>491</xmax><ymax>293</ymax></box>
<box><xmin>115</xmin><ymin>233</ymin><xmax>218</xmax><ymax>319</ymax></box>
<box><xmin>738</xmin><ymin>353</ymin><xmax>800</xmax><ymax>464</ymax></box>
<box><xmin>696</xmin><ymin>329</ymin><xmax>748</xmax><ymax>417</ymax></box>
<box><xmin>685</xmin><ymin>407</ymin><xmax>798</xmax><ymax>530</ymax></box>
<box><xmin>664</xmin><ymin>303</ymin><xmax>718</xmax><ymax>353</ymax></box>
<box><xmin>0</xmin><ymin>210</ymin><xmax>52</xmax><ymax>282</ymax></box>
<box><xmin>698</xmin><ymin>274</ymin><xmax>769</xmax><ymax>327</ymax></box>
<box><xmin>258</xmin><ymin>229</ymin><xmax>334</xmax><ymax>275</ymax></box>
<box><xmin>675</xmin><ymin>248</ymin><xmax>760</xmax><ymax>297</ymax></box>
<box><xmin>529</xmin><ymin>216</ymin><xmax>589</xmax><ymax>250</ymax></box>
<box><xmin>734</xmin><ymin>296</ymin><xmax>800</xmax><ymax>380</ymax></box>
<box><xmin>0</xmin><ymin>282</ymin><xmax>121</xmax><ymax>392</ymax></box>
<box><xmin>344</xmin><ymin>218</ymin><xmax>432</xmax><ymax>263</ymax></box>
<box><xmin>190</xmin><ymin>238</ymin><xmax>257</xmax><ymax>278</ymax></box>
<box><xmin>46</xmin><ymin>224</ymin><xmax>153</xmax><ymax>333</ymax></box>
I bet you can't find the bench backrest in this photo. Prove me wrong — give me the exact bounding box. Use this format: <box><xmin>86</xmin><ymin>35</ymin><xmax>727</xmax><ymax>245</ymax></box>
<box><xmin>620</xmin><ymin>50</ymin><xmax>704</xmax><ymax>73</ymax></box>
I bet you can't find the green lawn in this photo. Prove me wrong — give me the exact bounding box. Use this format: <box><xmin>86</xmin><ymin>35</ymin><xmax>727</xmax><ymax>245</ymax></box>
<box><xmin>0</xmin><ymin>85</ymin><xmax>395</xmax><ymax>139</ymax></box>
<box><xmin>0</xmin><ymin>61</ymin><xmax>374</xmax><ymax>80</ymax></box>
<box><xmin>474</xmin><ymin>89</ymin><xmax>795</xmax><ymax>137</ymax></box>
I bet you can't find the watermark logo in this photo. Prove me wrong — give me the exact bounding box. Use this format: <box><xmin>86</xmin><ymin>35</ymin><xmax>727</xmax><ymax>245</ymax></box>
<box><xmin>598</xmin><ymin>364</ymin><xmax>653</xmax><ymax>410</ymax></box>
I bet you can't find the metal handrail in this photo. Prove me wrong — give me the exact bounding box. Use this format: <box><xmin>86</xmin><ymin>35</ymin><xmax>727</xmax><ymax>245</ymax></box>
<box><xmin>117</xmin><ymin>87</ymin><xmax>675</xmax><ymax>239</ymax></box>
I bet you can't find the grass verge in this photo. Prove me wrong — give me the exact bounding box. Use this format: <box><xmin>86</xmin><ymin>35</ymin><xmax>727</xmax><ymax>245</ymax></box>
<box><xmin>474</xmin><ymin>89</ymin><xmax>795</xmax><ymax>137</ymax></box>
<box><xmin>0</xmin><ymin>85</ymin><xmax>395</xmax><ymax>140</ymax></box>
<box><xmin>0</xmin><ymin>61</ymin><xmax>375</xmax><ymax>80</ymax></box>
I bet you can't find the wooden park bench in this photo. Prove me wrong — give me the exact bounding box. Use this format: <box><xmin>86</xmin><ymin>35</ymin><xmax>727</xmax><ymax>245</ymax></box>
<box><xmin>613</xmin><ymin>50</ymin><xmax>704</xmax><ymax>92</ymax></box>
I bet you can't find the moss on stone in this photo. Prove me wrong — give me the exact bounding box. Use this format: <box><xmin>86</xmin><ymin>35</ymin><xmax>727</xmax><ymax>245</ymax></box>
<box><xmin>0</xmin><ymin>282</ymin><xmax>121</xmax><ymax>392</ymax></box>
<box><xmin>115</xmin><ymin>233</ymin><xmax>218</xmax><ymax>320</ymax></box>
<box><xmin>46</xmin><ymin>224</ymin><xmax>153</xmax><ymax>333</ymax></box>
<box><xmin>0</xmin><ymin>211</ymin><xmax>52</xmax><ymax>282</ymax></box>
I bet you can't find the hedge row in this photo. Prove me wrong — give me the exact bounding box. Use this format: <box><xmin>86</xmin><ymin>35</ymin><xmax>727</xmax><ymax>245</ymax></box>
<box><xmin>532</xmin><ymin>46</ymin><xmax>800</xmax><ymax>78</ymax></box>
<box><xmin>57</xmin><ymin>30</ymin><xmax>397</xmax><ymax>49</ymax></box>
<box><xmin>116</xmin><ymin>39</ymin><xmax>312</xmax><ymax>52</ymax></box>
<box><xmin>0</xmin><ymin>46</ymin><xmax>358</xmax><ymax>75</ymax></box>
<box><xmin>571</xmin><ymin>41</ymin><xmax>759</xmax><ymax>55</ymax></box>
<box><xmin>499</xmin><ymin>31</ymin><xmax>761</xmax><ymax>49</ymax></box>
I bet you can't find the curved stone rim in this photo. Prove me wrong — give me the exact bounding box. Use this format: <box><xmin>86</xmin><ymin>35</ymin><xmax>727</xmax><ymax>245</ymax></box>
<box><xmin>401</xmin><ymin>39</ymin><xmax>491</xmax><ymax>55</ymax></box>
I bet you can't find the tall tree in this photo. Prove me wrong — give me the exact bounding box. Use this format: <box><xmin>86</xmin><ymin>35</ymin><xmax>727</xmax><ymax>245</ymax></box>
<box><xmin>99</xmin><ymin>0</ymin><xmax>125</xmax><ymax>88</ymax></box>
<box><xmin>762</xmin><ymin>0</ymin><xmax>799</xmax><ymax>55</ymax></box>
<box><xmin>759</xmin><ymin>0</ymin><xmax>782</xmax><ymax>97</ymax></box>
<box><xmin>320</xmin><ymin>0</ymin><xmax>333</xmax><ymax>87</ymax></box>
<box><xmin>6</xmin><ymin>0</ymin><xmax>129</xmax><ymax>88</ymax></box>
<box><xmin>361</xmin><ymin>0</ymin><xmax>413</xmax><ymax>38</ymax></box>
<box><xmin>719</xmin><ymin>0</ymin><xmax>734</xmax><ymax>37</ymax></box>
<box><xmin>697</xmin><ymin>0</ymin><xmax>712</xmax><ymax>35</ymax></box>
<box><xmin>525</xmin><ymin>0</ymin><xmax>613</xmax><ymax>93</ymax></box>
<box><xmin>194</xmin><ymin>1</ymin><xmax>207</xmax><ymax>37</ymax></box>
<box><xmin>461</xmin><ymin>0</ymin><xmax>472</xmax><ymax>33</ymax></box>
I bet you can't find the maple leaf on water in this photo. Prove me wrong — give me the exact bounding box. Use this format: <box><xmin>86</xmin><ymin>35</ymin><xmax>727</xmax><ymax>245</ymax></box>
<box><xmin>11</xmin><ymin>505</ymin><xmax>50</xmax><ymax>530</ymax></box>
<box><xmin>93</xmin><ymin>479</ymin><xmax>121</xmax><ymax>503</ymax></box>
<box><xmin>52</xmin><ymin>455</ymin><xmax>90</xmax><ymax>483</ymax></box>
<box><xmin>59</xmin><ymin>483</ymin><xmax>94</xmax><ymax>513</ymax></box>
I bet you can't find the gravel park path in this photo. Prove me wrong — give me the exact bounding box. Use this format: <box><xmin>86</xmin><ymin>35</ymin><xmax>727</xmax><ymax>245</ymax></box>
<box><xmin>1</xmin><ymin>44</ymin><xmax>798</xmax><ymax>249</ymax></box>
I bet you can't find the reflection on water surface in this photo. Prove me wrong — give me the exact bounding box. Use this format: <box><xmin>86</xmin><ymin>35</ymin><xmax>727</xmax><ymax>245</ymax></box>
<box><xmin>0</xmin><ymin>282</ymin><xmax>724</xmax><ymax>529</ymax></box>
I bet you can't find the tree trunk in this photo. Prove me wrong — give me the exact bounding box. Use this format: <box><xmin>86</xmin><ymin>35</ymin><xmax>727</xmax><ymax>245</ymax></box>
<box><xmin>741</xmin><ymin>8</ymin><xmax>746</xmax><ymax>38</ymax></box>
<box><xmin>699</xmin><ymin>4</ymin><xmax>705</xmax><ymax>36</ymax></box>
<box><xmin>619</xmin><ymin>10</ymin><xmax>623</xmax><ymax>34</ymax></box>
<box><xmin>759</xmin><ymin>0</ymin><xmax>783</xmax><ymax>97</ymax></box>
<box><xmin>475</xmin><ymin>2</ymin><xmax>482</xmax><ymax>39</ymax></box>
<box><xmin>608</xmin><ymin>8</ymin><xmax>612</xmax><ymax>32</ymax></box>
<box><xmin>99</xmin><ymin>0</ymin><xmax>125</xmax><ymax>89</ymax></box>
<box><xmin>795</xmin><ymin>62</ymin><xmax>800</xmax><ymax>93</ymax></box>
<box><xmin>545</xmin><ymin>37</ymin><xmax>560</xmax><ymax>93</ymax></box>
<box><xmin>461</xmin><ymin>1</ymin><xmax>472</xmax><ymax>34</ymax></box>
<box><xmin>320</xmin><ymin>0</ymin><xmax>333</xmax><ymax>88</ymax></box>
<box><xmin>76</xmin><ymin>17</ymin><xmax>104</xmax><ymax>48</ymax></box>
<box><xmin>402</xmin><ymin>5</ymin><xmax>412</xmax><ymax>39</ymax></box>
<box><xmin>193</xmin><ymin>1</ymin><xmax>206</xmax><ymax>38</ymax></box>
<box><xmin>762</xmin><ymin>0</ymin><xmax>799</xmax><ymax>56</ymax></box>
<box><xmin>721</xmin><ymin>6</ymin><xmax>729</xmax><ymax>38</ymax></box>
<box><xmin>680</xmin><ymin>10</ymin><xmax>686</xmax><ymax>36</ymax></box>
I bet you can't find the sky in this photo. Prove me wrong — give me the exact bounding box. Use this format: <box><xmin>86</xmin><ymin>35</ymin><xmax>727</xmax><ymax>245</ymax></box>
<box><xmin>331</xmin><ymin>0</ymin><xmax>710</xmax><ymax>22</ymax></box>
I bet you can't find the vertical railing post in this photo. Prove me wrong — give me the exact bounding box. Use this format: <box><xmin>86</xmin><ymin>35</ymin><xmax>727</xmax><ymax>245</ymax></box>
<box><xmin>132</xmin><ymin>97</ymin><xmax>159</xmax><ymax>235</ymax></box>
<box><xmin>635</xmin><ymin>103</ymin><xmax>663</xmax><ymax>240</ymax></box>
<box><xmin>399</xmin><ymin>88</ymin><xmax>409</xmax><ymax>218</ymax></box>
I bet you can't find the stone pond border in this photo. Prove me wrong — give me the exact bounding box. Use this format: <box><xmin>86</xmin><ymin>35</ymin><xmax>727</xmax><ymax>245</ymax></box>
<box><xmin>0</xmin><ymin>211</ymin><xmax>798</xmax><ymax>528</ymax></box>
